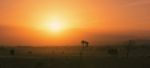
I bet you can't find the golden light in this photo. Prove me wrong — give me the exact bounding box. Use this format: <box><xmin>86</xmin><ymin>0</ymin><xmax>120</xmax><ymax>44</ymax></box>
<box><xmin>48</xmin><ymin>20</ymin><xmax>64</xmax><ymax>33</ymax></box>
<box><xmin>35</xmin><ymin>15</ymin><xmax>70</xmax><ymax>35</ymax></box>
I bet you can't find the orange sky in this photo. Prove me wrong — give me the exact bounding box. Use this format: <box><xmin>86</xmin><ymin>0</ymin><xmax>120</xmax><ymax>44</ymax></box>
<box><xmin>0</xmin><ymin>0</ymin><xmax>150</xmax><ymax>46</ymax></box>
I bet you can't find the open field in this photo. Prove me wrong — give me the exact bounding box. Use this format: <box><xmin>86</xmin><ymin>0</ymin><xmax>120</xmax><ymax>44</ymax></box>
<box><xmin>0</xmin><ymin>46</ymin><xmax>150</xmax><ymax>68</ymax></box>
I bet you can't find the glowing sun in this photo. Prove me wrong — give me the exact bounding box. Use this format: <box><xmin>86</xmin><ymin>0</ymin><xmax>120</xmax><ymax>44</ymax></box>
<box><xmin>35</xmin><ymin>15</ymin><xmax>71</xmax><ymax>34</ymax></box>
<box><xmin>40</xmin><ymin>17</ymin><xmax>67</xmax><ymax>34</ymax></box>
<box><xmin>49</xmin><ymin>21</ymin><xmax>64</xmax><ymax>32</ymax></box>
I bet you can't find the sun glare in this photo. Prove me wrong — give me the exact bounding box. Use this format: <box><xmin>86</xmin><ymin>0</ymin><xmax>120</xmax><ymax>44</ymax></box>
<box><xmin>34</xmin><ymin>14</ymin><xmax>74</xmax><ymax>35</ymax></box>
<box><xmin>49</xmin><ymin>20</ymin><xmax>63</xmax><ymax>33</ymax></box>
<box><xmin>37</xmin><ymin>16</ymin><xmax>68</xmax><ymax>34</ymax></box>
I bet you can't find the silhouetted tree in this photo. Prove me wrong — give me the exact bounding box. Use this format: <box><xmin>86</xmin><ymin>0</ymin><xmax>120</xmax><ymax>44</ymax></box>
<box><xmin>108</xmin><ymin>48</ymin><xmax>118</xmax><ymax>56</ymax></box>
<box><xmin>80</xmin><ymin>40</ymin><xmax>89</xmax><ymax>61</ymax></box>
<box><xmin>10</xmin><ymin>49</ymin><xmax>15</xmax><ymax>56</ymax></box>
<box><xmin>81</xmin><ymin>40</ymin><xmax>89</xmax><ymax>48</ymax></box>
<box><xmin>126</xmin><ymin>40</ymin><xmax>135</xmax><ymax>58</ymax></box>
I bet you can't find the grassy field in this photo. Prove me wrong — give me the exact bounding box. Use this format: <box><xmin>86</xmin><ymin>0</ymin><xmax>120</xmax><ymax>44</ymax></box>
<box><xmin>0</xmin><ymin>46</ymin><xmax>150</xmax><ymax>68</ymax></box>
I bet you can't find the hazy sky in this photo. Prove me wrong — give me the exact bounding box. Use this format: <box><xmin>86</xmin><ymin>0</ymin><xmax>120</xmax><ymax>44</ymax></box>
<box><xmin>0</xmin><ymin>0</ymin><xmax>150</xmax><ymax>46</ymax></box>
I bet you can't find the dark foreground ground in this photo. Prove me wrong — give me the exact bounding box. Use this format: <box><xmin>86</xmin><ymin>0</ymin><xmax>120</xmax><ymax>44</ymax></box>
<box><xmin>0</xmin><ymin>57</ymin><xmax>150</xmax><ymax>68</ymax></box>
<box><xmin>0</xmin><ymin>46</ymin><xmax>150</xmax><ymax>68</ymax></box>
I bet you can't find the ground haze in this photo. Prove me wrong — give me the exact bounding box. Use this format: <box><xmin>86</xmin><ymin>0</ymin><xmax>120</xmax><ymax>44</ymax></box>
<box><xmin>0</xmin><ymin>45</ymin><xmax>150</xmax><ymax>68</ymax></box>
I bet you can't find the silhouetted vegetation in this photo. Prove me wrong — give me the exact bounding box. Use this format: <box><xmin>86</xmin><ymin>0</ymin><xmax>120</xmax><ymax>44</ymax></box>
<box><xmin>107</xmin><ymin>48</ymin><xmax>118</xmax><ymax>56</ymax></box>
<box><xmin>10</xmin><ymin>49</ymin><xmax>15</xmax><ymax>56</ymax></box>
<box><xmin>80</xmin><ymin>40</ymin><xmax>89</xmax><ymax>60</ymax></box>
<box><xmin>126</xmin><ymin>40</ymin><xmax>135</xmax><ymax>58</ymax></box>
<box><xmin>0</xmin><ymin>40</ymin><xmax>149</xmax><ymax>68</ymax></box>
